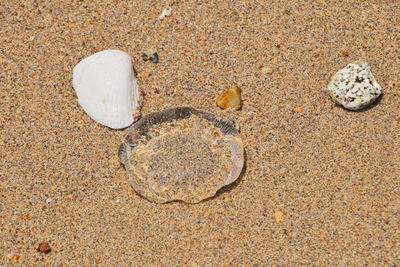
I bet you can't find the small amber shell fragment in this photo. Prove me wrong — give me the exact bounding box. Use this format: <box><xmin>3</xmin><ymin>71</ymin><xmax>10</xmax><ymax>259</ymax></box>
<box><xmin>216</xmin><ymin>85</ymin><xmax>242</xmax><ymax>110</ymax></box>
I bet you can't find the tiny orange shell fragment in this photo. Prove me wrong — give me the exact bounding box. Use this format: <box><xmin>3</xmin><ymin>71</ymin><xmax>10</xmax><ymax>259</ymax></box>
<box><xmin>216</xmin><ymin>85</ymin><xmax>242</xmax><ymax>110</ymax></box>
<box><xmin>12</xmin><ymin>254</ymin><xmax>20</xmax><ymax>260</ymax></box>
<box><xmin>7</xmin><ymin>254</ymin><xmax>20</xmax><ymax>261</ymax></box>
<box><xmin>294</xmin><ymin>106</ymin><xmax>304</xmax><ymax>112</ymax></box>
<box><xmin>274</xmin><ymin>210</ymin><xmax>283</xmax><ymax>223</ymax></box>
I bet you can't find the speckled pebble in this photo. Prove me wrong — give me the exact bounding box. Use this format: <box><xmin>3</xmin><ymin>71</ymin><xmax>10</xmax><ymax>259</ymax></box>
<box><xmin>141</xmin><ymin>50</ymin><xmax>159</xmax><ymax>63</ymax></box>
<box><xmin>327</xmin><ymin>62</ymin><xmax>382</xmax><ymax>110</ymax></box>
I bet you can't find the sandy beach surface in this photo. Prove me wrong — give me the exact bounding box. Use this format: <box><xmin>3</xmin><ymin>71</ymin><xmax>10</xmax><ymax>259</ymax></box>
<box><xmin>1</xmin><ymin>0</ymin><xmax>399</xmax><ymax>265</ymax></box>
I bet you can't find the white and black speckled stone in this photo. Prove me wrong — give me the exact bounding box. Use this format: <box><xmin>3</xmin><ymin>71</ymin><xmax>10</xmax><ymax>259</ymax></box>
<box><xmin>327</xmin><ymin>62</ymin><xmax>382</xmax><ymax>110</ymax></box>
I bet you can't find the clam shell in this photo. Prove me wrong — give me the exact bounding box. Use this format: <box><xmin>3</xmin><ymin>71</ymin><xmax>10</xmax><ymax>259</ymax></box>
<box><xmin>118</xmin><ymin>107</ymin><xmax>244</xmax><ymax>203</ymax></box>
<box><xmin>73</xmin><ymin>49</ymin><xmax>140</xmax><ymax>129</ymax></box>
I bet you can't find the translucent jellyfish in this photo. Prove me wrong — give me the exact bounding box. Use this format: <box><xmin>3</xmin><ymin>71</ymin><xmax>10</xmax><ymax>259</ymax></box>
<box><xmin>118</xmin><ymin>107</ymin><xmax>244</xmax><ymax>203</ymax></box>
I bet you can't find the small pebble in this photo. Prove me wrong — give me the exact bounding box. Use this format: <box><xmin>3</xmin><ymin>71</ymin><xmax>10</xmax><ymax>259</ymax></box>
<box><xmin>216</xmin><ymin>85</ymin><xmax>242</xmax><ymax>110</ymax></box>
<box><xmin>339</xmin><ymin>51</ymin><xmax>349</xmax><ymax>57</ymax></box>
<box><xmin>37</xmin><ymin>242</ymin><xmax>51</xmax><ymax>254</ymax></box>
<box><xmin>141</xmin><ymin>52</ymin><xmax>149</xmax><ymax>61</ymax></box>
<box><xmin>327</xmin><ymin>62</ymin><xmax>382</xmax><ymax>110</ymax></box>
<box><xmin>142</xmin><ymin>51</ymin><xmax>159</xmax><ymax>63</ymax></box>
<box><xmin>149</xmin><ymin>52</ymin><xmax>159</xmax><ymax>63</ymax></box>
<box><xmin>46</xmin><ymin>198</ymin><xmax>52</xmax><ymax>204</ymax></box>
<box><xmin>159</xmin><ymin>6</ymin><xmax>172</xmax><ymax>20</ymax></box>
<box><xmin>261</xmin><ymin>67</ymin><xmax>274</xmax><ymax>75</ymax></box>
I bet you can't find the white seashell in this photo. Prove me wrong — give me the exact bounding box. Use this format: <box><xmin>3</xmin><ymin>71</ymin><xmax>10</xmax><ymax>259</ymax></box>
<box><xmin>73</xmin><ymin>49</ymin><xmax>139</xmax><ymax>129</ymax></box>
<box><xmin>327</xmin><ymin>62</ymin><xmax>382</xmax><ymax>110</ymax></box>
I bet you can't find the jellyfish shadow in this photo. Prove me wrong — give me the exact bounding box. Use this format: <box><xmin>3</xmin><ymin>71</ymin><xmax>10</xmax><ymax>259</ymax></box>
<box><xmin>202</xmin><ymin>149</ymin><xmax>248</xmax><ymax>203</ymax></box>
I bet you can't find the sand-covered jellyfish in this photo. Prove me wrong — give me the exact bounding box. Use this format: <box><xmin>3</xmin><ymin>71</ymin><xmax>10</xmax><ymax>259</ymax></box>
<box><xmin>118</xmin><ymin>107</ymin><xmax>244</xmax><ymax>203</ymax></box>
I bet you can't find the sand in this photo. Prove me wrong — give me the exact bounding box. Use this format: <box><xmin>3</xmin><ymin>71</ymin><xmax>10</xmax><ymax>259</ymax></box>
<box><xmin>1</xmin><ymin>0</ymin><xmax>399</xmax><ymax>265</ymax></box>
